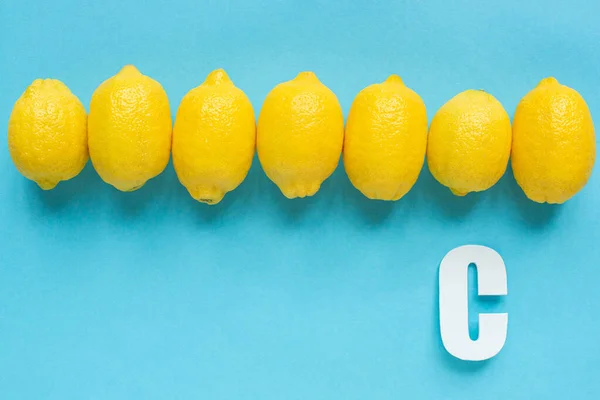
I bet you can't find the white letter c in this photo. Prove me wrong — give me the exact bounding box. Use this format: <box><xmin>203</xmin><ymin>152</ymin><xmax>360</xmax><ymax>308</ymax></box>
<box><xmin>439</xmin><ymin>245</ymin><xmax>508</xmax><ymax>361</ymax></box>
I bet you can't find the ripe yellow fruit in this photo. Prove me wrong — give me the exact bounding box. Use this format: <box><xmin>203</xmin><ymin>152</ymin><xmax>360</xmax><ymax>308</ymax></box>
<box><xmin>512</xmin><ymin>78</ymin><xmax>595</xmax><ymax>204</ymax></box>
<box><xmin>173</xmin><ymin>69</ymin><xmax>256</xmax><ymax>205</ymax></box>
<box><xmin>8</xmin><ymin>79</ymin><xmax>87</xmax><ymax>190</ymax></box>
<box><xmin>344</xmin><ymin>75</ymin><xmax>428</xmax><ymax>200</ymax></box>
<box><xmin>88</xmin><ymin>65</ymin><xmax>172</xmax><ymax>191</ymax></box>
<box><xmin>427</xmin><ymin>90</ymin><xmax>512</xmax><ymax>196</ymax></box>
<box><xmin>257</xmin><ymin>72</ymin><xmax>344</xmax><ymax>198</ymax></box>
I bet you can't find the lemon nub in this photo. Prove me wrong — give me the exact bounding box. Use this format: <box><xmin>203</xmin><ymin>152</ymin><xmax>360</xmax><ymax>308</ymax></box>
<box><xmin>294</xmin><ymin>71</ymin><xmax>320</xmax><ymax>83</ymax></box>
<box><xmin>537</xmin><ymin>77</ymin><xmax>559</xmax><ymax>87</ymax></box>
<box><xmin>204</xmin><ymin>69</ymin><xmax>231</xmax><ymax>86</ymax></box>
<box><xmin>118</xmin><ymin>65</ymin><xmax>141</xmax><ymax>76</ymax></box>
<box><xmin>385</xmin><ymin>74</ymin><xmax>404</xmax><ymax>85</ymax></box>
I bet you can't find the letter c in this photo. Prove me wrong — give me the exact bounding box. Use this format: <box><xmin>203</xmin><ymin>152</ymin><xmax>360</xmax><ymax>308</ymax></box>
<box><xmin>439</xmin><ymin>245</ymin><xmax>508</xmax><ymax>361</ymax></box>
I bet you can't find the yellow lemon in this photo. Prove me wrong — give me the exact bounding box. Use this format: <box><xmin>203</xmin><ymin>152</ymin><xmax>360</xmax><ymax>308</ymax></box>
<box><xmin>257</xmin><ymin>72</ymin><xmax>344</xmax><ymax>198</ymax></box>
<box><xmin>344</xmin><ymin>75</ymin><xmax>427</xmax><ymax>200</ymax></box>
<box><xmin>512</xmin><ymin>78</ymin><xmax>595</xmax><ymax>204</ymax></box>
<box><xmin>8</xmin><ymin>79</ymin><xmax>87</xmax><ymax>190</ymax></box>
<box><xmin>427</xmin><ymin>90</ymin><xmax>512</xmax><ymax>196</ymax></box>
<box><xmin>173</xmin><ymin>69</ymin><xmax>256</xmax><ymax>205</ymax></box>
<box><xmin>88</xmin><ymin>65</ymin><xmax>172</xmax><ymax>191</ymax></box>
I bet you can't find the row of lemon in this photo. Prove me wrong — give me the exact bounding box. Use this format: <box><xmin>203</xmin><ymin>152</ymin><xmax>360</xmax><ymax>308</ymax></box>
<box><xmin>8</xmin><ymin>66</ymin><xmax>596</xmax><ymax>204</ymax></box>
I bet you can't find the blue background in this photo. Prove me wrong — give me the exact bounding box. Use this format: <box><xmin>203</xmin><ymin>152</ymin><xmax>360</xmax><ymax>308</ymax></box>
<box><xmin>1</xmin><ymin>0</ymin><xmax>600</xmax><ymax>398</ymax></box>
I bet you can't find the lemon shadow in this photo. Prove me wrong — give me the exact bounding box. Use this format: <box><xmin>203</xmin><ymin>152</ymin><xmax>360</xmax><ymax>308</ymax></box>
<box><xmin>264</xmin><ymin>161</ymin><xmax>329</xmax><ymax>223</ymax></box>
<box><xmin>338</xmin><ymin>165</ymin><xmax>397</xmax><ymax>225</ymax></box>
<box><xmin>106</xmin><ymin>162</ymin><xmax>178</xmax><ymax>218</ymax></box>
<box><xmin>28</xmin><ymin>162</ymin><xmax>105</xmax><ymax>213</ymax></box>
<box><xmin>419</xmin><ymin>166</ymin><xmax>479</xmax><ymax>218</ymax></box>
<box><xmin>503</xmin><ymin>165</ymin><xmax>560</xmax><ymax>227</ymax></box>
<box><xmin>164</xmin><ymin>161</ymin><xmax>253</xmax><ymax>223</ymax></box>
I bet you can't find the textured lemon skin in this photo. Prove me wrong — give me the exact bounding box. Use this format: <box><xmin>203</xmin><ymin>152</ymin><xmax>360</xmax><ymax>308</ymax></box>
<box><xmin>88</xmin><ymin>65</ymin><xmax>172</xmax><ymax>191</ymax></box>
<box><xmin>173</xmin><ymin>69</ymin><xmax>256</xmax><ymax>205</ymax></box>
<box><xmin>344</xmin><ymin>75</ymin><xmax>427</xmax><ymax>200</ymax></box>
<box><xmin>512</xmin><ymin>78</ymin><xmax>595</xmax><ymax>204</ymax></box>
<box><xmin>257</xmin><ymin>72</ymin><xmax>344</xmax><ymax>198</ymax></box>
<box><xmin>427</xmin><ymin>90</ymin><xmax>512</xmax><ymax>196</ymax></box>
<box><xmin>8</xmin><ymin>79</ymin><xmax>88</xmax><ymax>190</ymax></box>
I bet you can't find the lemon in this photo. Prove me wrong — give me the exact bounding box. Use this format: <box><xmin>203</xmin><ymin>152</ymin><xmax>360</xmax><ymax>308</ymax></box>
<box><xmin>427</xmin><ymin>90</ymin><xmax>512</xmax><ymax>196</ymax></box>
<box><xmin>512</xmin><ymin>78</ymin><xmax>595</xmax><ymax>204</ymax></box>
<box><xmin>8</xmin><ymin>79</ymin><xmax>88</xmax><ymax>190</ymax></box>
<box><xmin>88</xmin><ymin>65</ymin><xmax>172</xmax><ymax>191</ymax></box>
<box><xmin>344</xmin><ymin>75</ymin><xmax>428</xmax><ymax>200</ymax></box>
<box><xmin>257</xmin><ymin>72</ymin><xmax>344</xmax><ymax>198</ymax></box>
<box><xmin>173</xmin><ymin>69</ymin><xmax>256</xmax><ymax>204</ymax></box>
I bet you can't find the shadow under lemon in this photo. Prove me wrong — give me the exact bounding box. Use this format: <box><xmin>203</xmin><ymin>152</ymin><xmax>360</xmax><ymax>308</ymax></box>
<box><xmin>335</xmin><ymin>162</ymin><xmax>492</xmax><ymax>224</ymax></box>
<box><xmin>28</xmin><ymin>162</ymin><xmax>105</xmax><ymax>213</ymax></box>
<box><xmin>417</xmin><ymin>167</ymin><xmax>480</xmax><ymax>218</ymax></box>
<box><xmin>168</xmin><ymin>159</ymin><xmax>259</xmax><ymax>223</ymax></box>
<box><xmin>27</xmin><ymin>154</ymin><xmax>562</xmax><ymax>228</ymax></box>
<box><xmin>261</xmin><ymin>159</ymin><xmax>335</xmax><ymax>223</ymax></box>
<box><xmin>502</xmin><ymin>165</ymin><xmax>561</xmax><ymax>228</ymax></box>
<box><xmin>338</xmin><ymin>164</ymin><xmax>402</xmax><ymax>225</ymax></box>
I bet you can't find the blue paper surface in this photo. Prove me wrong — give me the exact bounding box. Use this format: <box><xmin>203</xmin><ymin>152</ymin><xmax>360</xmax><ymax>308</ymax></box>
<box><xmin>1</xmin><ymin>0</ymin><xmax>599</xmax><ymax>398</ymax></box>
